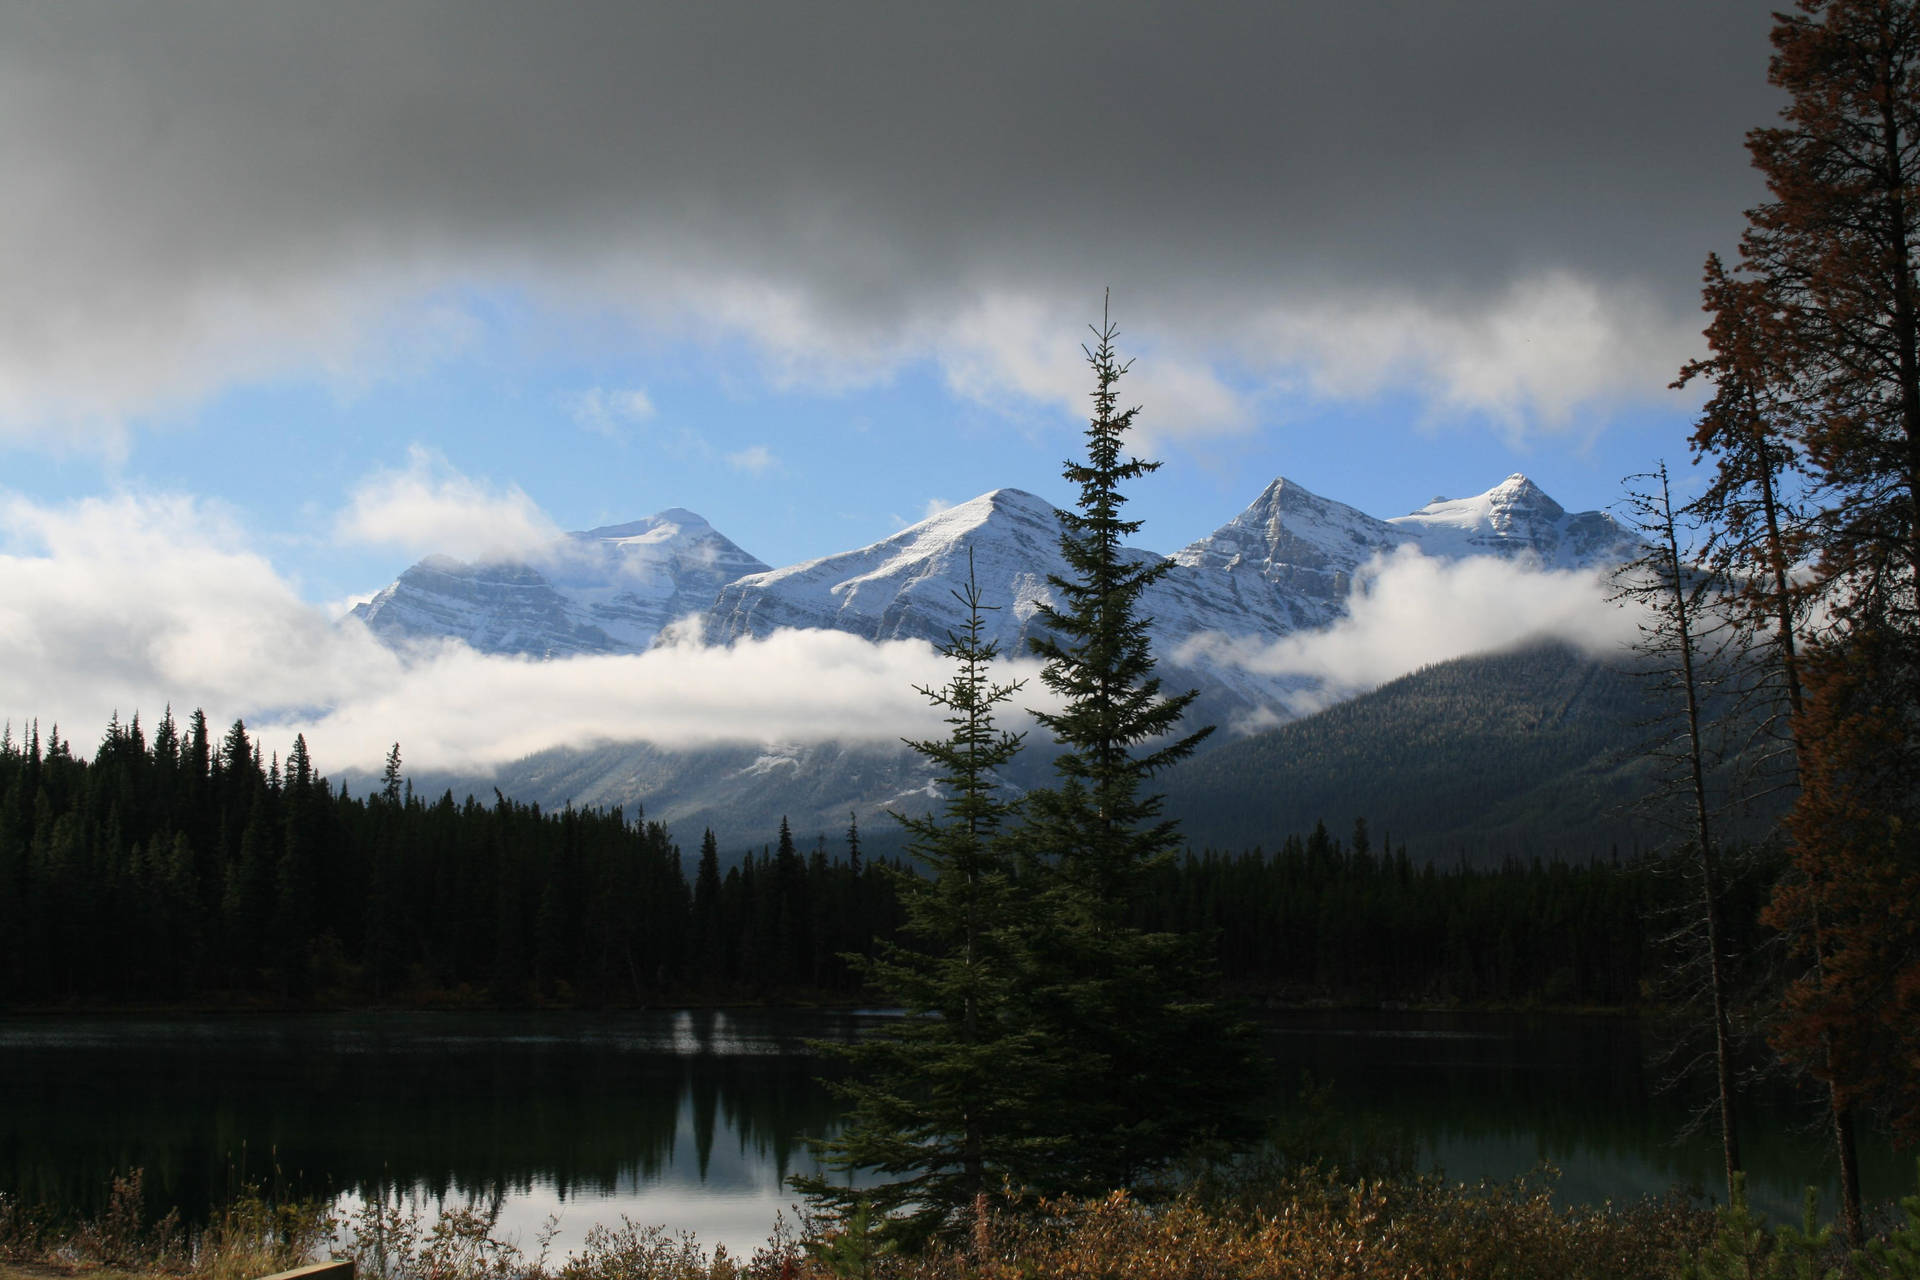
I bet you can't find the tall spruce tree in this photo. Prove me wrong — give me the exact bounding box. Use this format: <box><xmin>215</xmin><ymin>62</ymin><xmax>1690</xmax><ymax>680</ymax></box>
<box><xmin>796</xmin><ymin>554</ymin><xmax>1044</xmax><ymax>1244</ymax></box>
<box><xmin>1019</xmin><ymin>303</ymin><xmax>1264</xmax><ymax>1196</ymax></box>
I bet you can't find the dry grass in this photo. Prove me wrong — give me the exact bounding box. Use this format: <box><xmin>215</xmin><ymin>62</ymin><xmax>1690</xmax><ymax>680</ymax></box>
<box><xmin>27</xmin><ymin>1163</ymin><xmax>1920</xmax><ymax>1280</ymax></box>
<box><xmin>1</xmin><ymin>1173</ymin><xmax>328</xmax><ymax>1280</ymax></box>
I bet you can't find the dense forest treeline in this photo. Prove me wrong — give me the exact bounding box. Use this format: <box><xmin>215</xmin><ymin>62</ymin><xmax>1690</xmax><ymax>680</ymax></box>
<box><xmin>0</xmin><ymin>708</ymin><xmax>1745</xmax><ymax>1012</ymax></box>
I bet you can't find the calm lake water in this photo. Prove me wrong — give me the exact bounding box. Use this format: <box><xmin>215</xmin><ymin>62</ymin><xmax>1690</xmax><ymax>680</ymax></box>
<box><xmin>0</xmin><ymin>1009</ymin><xmax>1907</xmax><ymax>1257</ymax></box>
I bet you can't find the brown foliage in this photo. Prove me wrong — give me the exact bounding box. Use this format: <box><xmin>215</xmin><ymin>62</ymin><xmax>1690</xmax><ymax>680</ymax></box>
<box><xmin>1690</xmin><ymin>0</ymin><xmax>1920</xmax><ymax>1163</ymax></box>
<box><xmin>1771</xmin><ymin>633</ymin><xmax>1920</xmax><ymax>1145</ymax></box>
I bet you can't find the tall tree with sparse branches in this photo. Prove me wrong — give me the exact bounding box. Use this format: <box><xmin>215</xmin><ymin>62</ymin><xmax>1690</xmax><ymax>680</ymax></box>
<box><xmin>1617</xmin><ymin>462</ymin><xmax>1745</xmax><ymax>1204</ymax></box>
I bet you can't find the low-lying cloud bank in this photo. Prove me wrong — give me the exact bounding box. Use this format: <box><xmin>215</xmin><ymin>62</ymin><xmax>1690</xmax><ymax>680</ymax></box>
<box><xmin>1179</xmin><ymin>546</ymin><xmax>1640</xmax><ymax>718</ymax></box>
<box><xmin>0</xmin><ymin>489</ymin><xmax>1048</xmax><ymax>775</ymax></box>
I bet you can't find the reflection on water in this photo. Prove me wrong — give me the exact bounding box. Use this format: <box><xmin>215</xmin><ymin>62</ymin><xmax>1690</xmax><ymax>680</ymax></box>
<box><xmin>1257</xmin><ymin>1010</ymin><xmax>1907</xmax><ymax>1223</ymax></box>
<box><xmin>0</xmin><ymin>1009</ymin><xmax>864</xmax><ymax>1256</ymax></box>
<box><xmin>0</xmin><ymin>1008</ymin><xmax>1906</xmax><ymax>1256</ymax></box>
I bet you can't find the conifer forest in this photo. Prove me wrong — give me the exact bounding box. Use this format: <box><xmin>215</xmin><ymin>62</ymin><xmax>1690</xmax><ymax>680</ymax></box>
<box><xmin>0</xmin><ymin>709</ymin><xmax>1665</xmax><ymax>1013</ymax></box>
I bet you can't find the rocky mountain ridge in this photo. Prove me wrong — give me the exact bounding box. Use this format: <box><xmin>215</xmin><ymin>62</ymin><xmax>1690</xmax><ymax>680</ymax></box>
<box><xmin>348</xmin><ymin>472</ymin><xmax>1641</xmax><ymax>730</ymax></box>
<box><xmin>351</xmin><ymin>509</ymin><xmax>770</xmax><ymax>656</ymax></box>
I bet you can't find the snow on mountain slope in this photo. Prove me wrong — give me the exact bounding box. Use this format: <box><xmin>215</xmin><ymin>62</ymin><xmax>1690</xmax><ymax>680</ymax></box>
<box><xmin>703</xmin><ymin>488</ymin><xmax>1109</xmax><ymax>654</ymax></box>
<box><xmin>699</xmin><ymin>475</ymin><xmax>1468</xmax><ymax>725</ymax></box>
<box><xmin>1162</xmin><ymin>476</ymin><xmax>1406</xmax><ymax>636</ymax></box>
<box><xmin>347</xmin><ymin>473</ymin><xmax>1645</xmax><ymax>836</ymax></box>
<box><xmin>351</xmin><ymin>509</ymin><xmax>769</xmax><ymax>656</ymax></box>
<box><xmin>348</xmin><ymin>476</ymin><xmax>1636</xmax><ymax>728</ymax></box>
<box><xmin>1389</xmin><ymin>474</ymin><xmax>1639</xmax><ymax>568</ymax></box>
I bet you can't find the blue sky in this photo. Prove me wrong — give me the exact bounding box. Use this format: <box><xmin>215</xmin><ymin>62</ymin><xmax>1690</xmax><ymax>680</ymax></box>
<box><xmin>0</xmin><ymin>0</ymin><xmax>1781</xmax><ymax>768</ymax></box>
<box><xmin>5</xmin><ymin>308</ymin><xmax>1707</xmax><ymax>611</ymax></box>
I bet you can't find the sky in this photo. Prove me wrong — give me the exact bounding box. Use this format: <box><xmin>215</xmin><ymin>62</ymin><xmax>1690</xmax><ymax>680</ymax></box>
<box><xmin>0</xmin><ymin>1</ymin><xmax>1784</xmax><ymax>771</ymax></box>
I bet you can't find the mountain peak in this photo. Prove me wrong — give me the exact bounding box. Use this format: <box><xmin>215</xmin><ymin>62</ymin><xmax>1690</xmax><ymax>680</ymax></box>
<box><xmin>704</xmin><ymin>487</ymin><xmax>1079</xmax><ymax>648</ymax></box>
<box><xmin>935</xmin><ymin>487</ymin><xmax>1050</xmax><ymax>524</ymax></box>
<box><xmin>574</xmin><ymin>508</ymin><xmax>717</xmax><ymax>543</ymax></box>
<box><xmin>1487</xmin><ymin>473</ymin><xmax>1559</xmax><ymax>509</ymax></box>
<box><xmin>1176</xmin><ymin>475</ymin><xmax>1398</xmax><ymax>573</ymax></box>
<box><xmin>1392</xmin><ymin>475</ymin><xmax>1630</xmax><ymax>567</ymax></box>
<box><xmin>352</xmin><ymin>507</ymin><xmax>767</xmax><ymax>656</ymax></box>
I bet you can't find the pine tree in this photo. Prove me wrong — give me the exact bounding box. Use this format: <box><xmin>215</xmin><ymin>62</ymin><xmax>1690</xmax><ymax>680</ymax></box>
<box><xmin>692</xmin><ymin>828</ymin><xmax>724</xmax><ymax>981</ymax></box>
<box><xmin>1018</xmin><ymin>302</ymin><xmax>1264</xmax><ymax>1196</ymax></box>
<box><xmin>381</xmin><ymin>743</ymin><xmax>403</xmax><ymax>804</ymax></box>
<box><xmin>795</xmin><ymin>553</ymin><xmax>1045</xmax><ymax>1244</ymax></box>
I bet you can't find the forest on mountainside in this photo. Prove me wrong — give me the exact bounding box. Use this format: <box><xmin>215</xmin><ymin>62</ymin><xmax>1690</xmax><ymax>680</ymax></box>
<box><xmin>1163</xmin><ymin>640</ymin><xmax>1787</xmax><ymax>865</ymax></box>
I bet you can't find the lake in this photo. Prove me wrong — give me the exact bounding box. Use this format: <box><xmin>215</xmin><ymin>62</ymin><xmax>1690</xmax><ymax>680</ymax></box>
<box><xmin>0</xmin><ymin>1009</ymin><xmax>1906</xmax><ymax>1258</ymax></box>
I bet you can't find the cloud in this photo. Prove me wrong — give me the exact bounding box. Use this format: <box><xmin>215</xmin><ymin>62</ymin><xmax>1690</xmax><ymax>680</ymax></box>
<box><xmin>568</xmin><ymin>386</ymin><xmax>655</xmax><ymax>438</ymax></box>
<box><xmin>921</xmin><ymin>497</ymin><xmax>953</xmax><ymax>520</ymax></box>
<box><xmin>937</xmin><ymin>292</ymin><xmax>1254</xmax><ymax>440</ymax></box>
<box><xmin>0</xmin><ymin>1</ymin><xmax>1774</xmax><ymax>443</ymax></box>
<box><xmin>334</xmin><ymin>446</ymin><xmax>562</xmax><ymax>562</ymax></box>
<box><xmin>1244</xmin><ymin>274</ymin><xmax>1695</xmax><ymax>435</ymax></box>
<box><xmin>1178</xmin><ymin>545</ymin><xmax>1642</xmax><ymax>715</ymax></box>
<box><xmin>0</xmin><ymin>491</ymin><xmax>391</xmax><ymax>727</ymax></box>
<box><xmin>0</xmin><ymin>488</ymin><xmax>1050</xmax><ymax>775</ymax></box>
<box><xmin>726</xmin><ymin>444</ymin><xmax>778</xmax><ymax>474</ymax></box>
<box><xmin>261</xmin><ymin>626</ymin><xmax>1043</xmax><ymax>774</ymax></box>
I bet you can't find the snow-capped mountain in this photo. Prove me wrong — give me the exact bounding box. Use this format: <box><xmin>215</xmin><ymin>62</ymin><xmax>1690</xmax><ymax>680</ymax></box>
<box><xmin>690</xmin><ymin>472</ymin><xmax>1635</xmax><ymax>726</ymax></box>
<box><xmin>1390</xmin><ymin>474</ymin><xmax>1642</xmax><ymax>567</ymax></box>
<box><xmin>350</xmin><ymin>509</ymin><xmax>769</xmax><ymax>656</ymax></box>
<box><xmin>350</xmin><ymin>473</ymin><xmax>1642</xmax><ymax>849</ymax></box>
<box><xmin>704</xmin><ymin>488</ymin><xmax>1133</xmax><ymax>654</ymax></box>
<box><xmin>350</xmin><ymin>475</ymin><xmax>1636</xmax><ymax>711</ymax></box>
<box><xmin>703</xmin><ymin>473</ymin><xmax>1632</xmax><ymax>651</ymax></box>
<box><xmin>1161</xmin><ymin>476</ymin><xmax>1405</xmax><ymax>636</ymax></box>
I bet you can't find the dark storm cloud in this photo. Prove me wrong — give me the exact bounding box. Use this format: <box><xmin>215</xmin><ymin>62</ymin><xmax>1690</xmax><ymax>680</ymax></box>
<box><xmin>0</xmin><ymin>0</ymin><xmax>1778</xmax><ymax>434</ymax></box>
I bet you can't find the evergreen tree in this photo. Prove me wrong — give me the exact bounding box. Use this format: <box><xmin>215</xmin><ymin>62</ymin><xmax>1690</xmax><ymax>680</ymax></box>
<box><xmin>381</xmin><ymin>743</ymin><xmax>403</xmax><ymax>804</ymax></box>
<box><xmin>796</xmin><ymin>554</ymin><xmax>1043</xmax><ymax>1243</ymax></box>
<box><xmin>1018</xmin><ymin>304</ymin><xmax>1264</xmax><ymax>1196</ymax></box>
<box><xmin>692</xmin><ymin>828</ymin><xmax>724</xmax><ymax>980</ymax></box>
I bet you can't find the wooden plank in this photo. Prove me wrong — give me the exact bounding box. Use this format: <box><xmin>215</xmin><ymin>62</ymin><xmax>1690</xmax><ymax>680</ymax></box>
<box><xmin>256</xmin><ymin>1261</ymin><xmax>353</xmax><ymax>1280</ymax></box>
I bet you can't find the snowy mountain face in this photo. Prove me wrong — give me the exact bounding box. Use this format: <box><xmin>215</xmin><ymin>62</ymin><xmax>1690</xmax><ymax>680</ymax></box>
<box><xmin>1161</xmin><ymin>477</ymin><xmax>1405</xmax><ymax>636</ymax></box>
<box><xmin>350</xmin><ymin>510</ymin><xmax>770</xmax><ymax>656</ymax></box>
<box><xmin>695</xmin><ymin>473</ymin><xmax>1636</xmax><ymax>726</ymax></box>
<box><xmin>704</xmin><ymin>488</ymin><xmax>1146</xmax><ymax>655</ymax></box>
<box><xmin>350</xmin><ymin>476</ymin><xmax>1637</xmax><ymax>722</ymax></box>
<box><xmin>1388</xmin><ymin>474</ymin><xmax>1642</xmax><ymax>568</ymax></box>
<box><xmin>352</xmin><ymin>474</ymin><xmax>1641</xmax><ymax>843</ymax></box>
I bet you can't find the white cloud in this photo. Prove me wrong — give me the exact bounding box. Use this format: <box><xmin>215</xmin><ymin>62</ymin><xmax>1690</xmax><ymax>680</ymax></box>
<box><xmin>1244</xmin><ymin>273</ymin><xmax>1695</xmax><ymax>437</ymax></box>
<box><xmin>0</xmin><ymin>491</ymin><xmax>394</xmax><ymax>728</ymax></box>
<box><xmin>264</xmin><ymin>626</ymin><xmax>1039</xmax><ymax>774</ymax></box>
<box><xmin>921</xmin><ymin>497</ymin><xmax>953</xmax><ymax>520</ymax></box>
<box><xmin>726</xmin><ymin>444</ymin><xmax>778</xmax><ymax>474</ymax></box>
<box><xmin>1178</xmin><ymin>545</ymin><xmax>1642</xmax><ymax>715</ymax></box>
<box><xmin>568</xmin><ymin>385</ymin><xmax>655</xmax><ymax>438</ymax></box>
<box><xmin>937</xmin><ymin>292</ymin><xmax>1254</xmax><ymax>442</ymax></box>
<box><xmin>0</xmin><ymin>488</ymin><xmax>1049</xmax><ymax>776</ymax></box>
<box><xmin>333</xmin><ymin>446</ymin><xmax>562</xmax><ymax>562</ymax></box>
